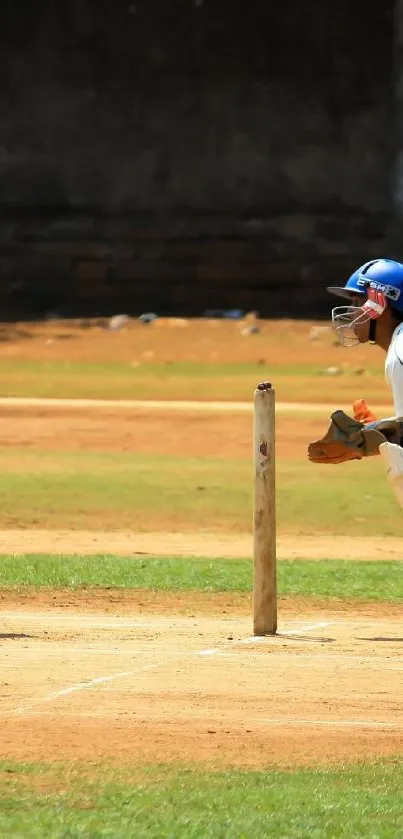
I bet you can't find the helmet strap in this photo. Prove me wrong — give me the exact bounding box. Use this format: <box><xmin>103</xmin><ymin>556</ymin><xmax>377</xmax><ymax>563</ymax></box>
<box><xmin>369</xmin><ymin>319</ymin><xmax>377</xmax><ymax>344</ymax></box>
<box><xmin>363</xmin><ymin>288</ymin><xmax>386</xmax><ymax>345</ymax></box>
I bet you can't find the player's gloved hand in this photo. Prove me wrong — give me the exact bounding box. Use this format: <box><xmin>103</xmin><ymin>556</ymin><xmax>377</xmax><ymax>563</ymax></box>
<box><xmin>307</xmin><ymin>410</ymin><xmax>400</xmax><ymax>464</ymax></box>
<box><xmin>308</xmin><ymin>411</ymin><xmax>365</xmax><ymax>464</ymax></box>
<box><xmin>352</xmin><ymin>399</ymin><xmax>377</xmax><ymax>424</ymax></box>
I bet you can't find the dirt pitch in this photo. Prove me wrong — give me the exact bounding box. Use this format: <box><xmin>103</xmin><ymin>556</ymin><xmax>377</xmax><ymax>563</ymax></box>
<box><xmin>0</xmin><ymin>321</ymin><xmax>400</xmax><ymax>769</ymax></box>
<box><xmin>1</xmin><ymin>592</ymin><xmax>403</xmax><ymax>769</ymax></box>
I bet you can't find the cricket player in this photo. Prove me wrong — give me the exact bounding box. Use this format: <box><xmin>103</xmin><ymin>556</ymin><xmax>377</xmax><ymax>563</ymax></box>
<box><xmin>308</xmin><ymin>258</ymin><xmax>403</xmax><ymax>507</ymax></box>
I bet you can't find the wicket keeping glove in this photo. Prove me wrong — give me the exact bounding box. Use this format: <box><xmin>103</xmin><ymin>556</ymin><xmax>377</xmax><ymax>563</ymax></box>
<box><xmin>308</xmin><ymin>410</ymin><xmax>402</xmax><ymax>465</ymax></box>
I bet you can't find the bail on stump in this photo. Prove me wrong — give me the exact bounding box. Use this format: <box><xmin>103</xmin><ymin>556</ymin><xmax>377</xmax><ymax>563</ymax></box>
<box><xmin>253</xmin><ymin>382</ymin><xmax>277</xmax><ymax>635</ymax></box>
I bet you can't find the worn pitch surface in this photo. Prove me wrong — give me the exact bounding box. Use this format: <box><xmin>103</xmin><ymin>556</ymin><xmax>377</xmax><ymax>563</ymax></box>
<box><xmin>1</xmin><ymin>594</ymin><xmax>402</xmax><ymax>768</ymax></box>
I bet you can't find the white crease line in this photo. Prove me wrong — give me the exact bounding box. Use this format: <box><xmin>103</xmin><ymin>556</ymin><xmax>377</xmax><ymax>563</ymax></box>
<box><xmin>281</xmin><ymin>621</ymin><xmax>334</xmax><ymax>636</ymax></box>
<box><xmin>198</xmin><ymin>648</ymin><xmax>221</xmax><ymax>656</ymax></box>
<box><xmin>72</xmin><ymin>647</ymin><xmax>234</xmax><ymax>659</ymax></box>
<box><xmin>1</xmin><ymin>614</ymin><xmax>171</xmax><ymax>628</ymax></box>
<box><xmin>239</xmin><ymin>621</ymin><xmax>334</xmax><ymax>644</ymax></box>
<box><xmin>1</xmin><ymin>646</ymin><xmax>216</xmax><ymax>657</ymax></box>
<box><xmin>4</xmin><ymin>615</ymin><xmax>336</xmax><ymax>641</ymax></box>
<box><xmin>3</xmin><ymin>618</ymin><xmax>342</xmax><ymax>717</ymax></box>
<box><xmin>198</xmin><ymin>622</ymin><xmax>334</xmax><ymax>656</ymax></box>
<box><xmin>8</xmin><ymin>640</ymin><xmax>235</xmax><ymax>715</ymax></box>
<box><xmin>254</xmin><ymin>717</ymin><xmax>403</xmax><ymax>730</ymax></box>
<box><xmin>13</xmin><ymin>664</ymin><xmax>157</xmax><ymax>714</ymax></box>
<box><xmin>1</xmin><ymin>613</ymin><xmax>234</xmax><ymax>629</ymax></box>
<box><xmin>70</xmin><ymin>647</ymin><xmax>192</xmax><ymax>655</ymax></box>
<box><xmin>6</xmin><ymin>624</ymin><xmax>334</xmax><ymax>715</ymax></box>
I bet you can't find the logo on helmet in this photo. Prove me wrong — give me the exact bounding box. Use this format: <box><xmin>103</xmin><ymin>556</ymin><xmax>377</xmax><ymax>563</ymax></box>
<box><xmin>357</xmin><ymin>278</ymin><xmax>401</xmax><ymax>302</ymax></box>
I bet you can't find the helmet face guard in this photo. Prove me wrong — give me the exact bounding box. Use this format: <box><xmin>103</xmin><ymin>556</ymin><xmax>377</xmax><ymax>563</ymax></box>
<box><xmin>331</xmin><ymin>289</ymin><xmax>387</xmax><ymax>347</ymax></box>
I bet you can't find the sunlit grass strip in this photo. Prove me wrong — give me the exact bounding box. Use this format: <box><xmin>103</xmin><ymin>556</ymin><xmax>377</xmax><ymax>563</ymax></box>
<box><xmin>0</xmin><ymin>555</ymin><xmax>402</xmax><ymax>601</ymax></box>
<box><xmin>0</xmin><ymin>358</ymin><xmax>388</xmax><ymax>402</ymax></box>
<box><xmin>0</xmin><ymin>759</ymin><xmax>402</xmax><ymax>839</ymax></box>
<box><xmin>0</xmin><ymin>448</ymin><xmax>400</xmax><ymax>538</ymax></box>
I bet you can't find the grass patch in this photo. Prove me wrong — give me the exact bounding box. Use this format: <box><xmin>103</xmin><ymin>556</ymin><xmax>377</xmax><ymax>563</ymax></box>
<box><xmin>0</xmin><ymin>448</ymin><xmax>400</xmax><ymax>537</ymax></box>
<box><xmin>0</xmin><ymin>759</ymin><xmax>402</xmax><ymax>838</ymax></box>
<box><xmin>0</xmin><ymin>357</ymin><xmax>390</xmax><ymax>402</ymax></box>
<box><xmin>1</xmin><ymin>555</ymin><xmax>402</xmax><ymax>601</ymax></box>
<box><xmin>0</xmin><ymin>450</ymin><xmax>251</xmax><ymax>531</ymax></box>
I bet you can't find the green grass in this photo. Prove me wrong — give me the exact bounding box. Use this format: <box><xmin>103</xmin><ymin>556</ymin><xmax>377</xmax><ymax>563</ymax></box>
<box><xmin>0</xmin><ymin>449</ymin><xmax>251</xmax><ymax>531</ymax></box>
<box><xmin>0</xmin><ymin>358</ymin><xmax>389</xmax><ymax>402</ymax></box>
<box><xmin>0</xmin><ymin>448</ymin><xmax>401</xmax><ymax>536</ymax></box>
<box><xmin>1</xmin><ymin>555</ymin><xmax>403</xmax><ymax>600</ymax></box>
<box><xmin>1</xmin><ymin>759</ymin><xmax>403</xmax><ymax>838</ymax></box>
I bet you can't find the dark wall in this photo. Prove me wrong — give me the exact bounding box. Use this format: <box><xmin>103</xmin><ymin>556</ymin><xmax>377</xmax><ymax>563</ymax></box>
<box><xmin>0</xmin><ymin>0</ymin><xmax>395</xmax><ymax>317</ymax></box>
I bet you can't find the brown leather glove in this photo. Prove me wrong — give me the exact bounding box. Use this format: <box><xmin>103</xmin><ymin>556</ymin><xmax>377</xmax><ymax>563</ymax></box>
<box><xmin>308</xmin><ymin>412</ymin><xmax>364</xmax><ymax>464</ymax></box>
<box><xmin>307</xmin><ymin>410</ymin><xmax>399</xmax><ymax>465</ymax></box>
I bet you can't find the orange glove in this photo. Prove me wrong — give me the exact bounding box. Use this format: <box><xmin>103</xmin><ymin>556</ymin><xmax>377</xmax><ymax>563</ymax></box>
<box><xmin>352</xmin><ymin>399</ymin><xmax>377</xmax><ymax>424</ymax></box>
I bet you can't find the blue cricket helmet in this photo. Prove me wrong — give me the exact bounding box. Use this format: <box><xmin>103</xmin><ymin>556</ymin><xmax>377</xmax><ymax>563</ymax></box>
<box><xmin>327</xmin><ymin>259</ymin><xmax>403</xmax><ymax>313</ymax></box>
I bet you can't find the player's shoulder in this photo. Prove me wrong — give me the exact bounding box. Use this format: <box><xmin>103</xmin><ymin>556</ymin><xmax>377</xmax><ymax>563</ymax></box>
<box><xmin>390</xmin><ymin>322</ymin><xmax>403</xmax><ymax>363</ymax></box>
<box><xmin>393</xmin><ymin>322</ymin><xmax>403</xmax><ymax>340</ymax></box>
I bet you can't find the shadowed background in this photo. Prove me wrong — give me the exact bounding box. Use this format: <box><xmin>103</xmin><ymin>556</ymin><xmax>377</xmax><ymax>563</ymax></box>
<box><xmin>0</xmin><ymin>0</ymin><xmax>395</xmax><ymax>318</ymax></box>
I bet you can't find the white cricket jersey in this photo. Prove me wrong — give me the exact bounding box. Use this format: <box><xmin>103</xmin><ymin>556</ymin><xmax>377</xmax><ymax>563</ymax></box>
<box><xmin>385</xmin><ymin>323</ymin><xmax>403</xmax><ymax>417</ymax></box>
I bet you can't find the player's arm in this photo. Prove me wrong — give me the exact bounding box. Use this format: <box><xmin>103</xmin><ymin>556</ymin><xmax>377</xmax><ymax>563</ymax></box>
<box><xmin>386</xmin><ymin>327</ymin><xmax>403</xmax><ymax>419</ymax></box>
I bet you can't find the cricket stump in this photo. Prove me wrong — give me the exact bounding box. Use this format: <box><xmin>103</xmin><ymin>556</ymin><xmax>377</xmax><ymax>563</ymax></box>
<box><xmin>253</xmin><ymin>382</ymin><xmax>277</xmax><ymax>635</ymax></box>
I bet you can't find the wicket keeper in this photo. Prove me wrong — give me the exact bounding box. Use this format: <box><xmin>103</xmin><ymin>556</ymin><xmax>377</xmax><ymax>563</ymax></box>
<box><xmin>308</xmin><ymin>258</ymin><xmax>403</xmax><ymax>507</ymax></box>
